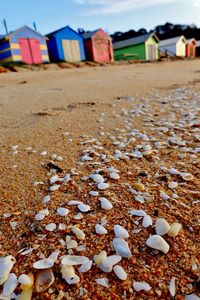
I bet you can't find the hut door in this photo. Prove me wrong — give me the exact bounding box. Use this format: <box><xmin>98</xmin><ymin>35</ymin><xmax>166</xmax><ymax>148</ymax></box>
<box><xmin>148</xmin><ymin>45</ymin><xmax>156</xmax><ymax>61</ymax></box>
<box><xmin>19</xmin><ymin>38</ymin><xmax>42</xmax><ymax>64</ymax></box>
<box><xmin>62</xmin><ymin>40</ymin><xmax>81</xmax><ymax>62</ymax></box>
<box><xmin>19</xmin><ymin>39</ymin><xmax>33</xmax><ymax>64</ymax></box>
<box><xmin>30</xmin><ymin>39</ymin><xmax>42</xmax><ymax>64</ymax></box>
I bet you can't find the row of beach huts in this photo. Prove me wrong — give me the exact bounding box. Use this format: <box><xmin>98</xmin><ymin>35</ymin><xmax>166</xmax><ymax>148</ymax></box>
<box><xmin>0</xmin><ymin>25</ymin><xmax>199</xmax><ymax>65</ymax></box>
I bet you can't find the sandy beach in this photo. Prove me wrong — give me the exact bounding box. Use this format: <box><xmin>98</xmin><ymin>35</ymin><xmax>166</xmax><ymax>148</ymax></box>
<box><xmin>0</xmin><ymin>60</ymin><xmax>200</xmax><ymax>299</ymax></box>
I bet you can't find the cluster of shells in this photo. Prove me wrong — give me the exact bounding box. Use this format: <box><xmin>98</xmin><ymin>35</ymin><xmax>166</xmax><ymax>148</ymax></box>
<box><xmin>1</xmin><ymin>87</ymin><xmax>200</xmax><ymax>299</ymax></box>
<box><xmin>0</xmin><ymin>217</ymin><xmax>183</xmax><ymax>298</ymax></box>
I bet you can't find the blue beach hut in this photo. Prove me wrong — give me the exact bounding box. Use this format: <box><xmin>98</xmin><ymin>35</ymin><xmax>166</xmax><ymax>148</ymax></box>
<box><xmin>0</xmin><ymin>26</ymin><xmax>49</xmax><ymax>64</ymax></box>
<box><xmin>46</xmin><ymin>26</ymin><xmax>85</xmax><ymax>62</ymax></box>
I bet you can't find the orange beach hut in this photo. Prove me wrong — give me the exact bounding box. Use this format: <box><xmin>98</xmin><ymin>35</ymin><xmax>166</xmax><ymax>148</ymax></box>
<box><xmin>186</xmin><ymin>38</ymin><xmax>196</xmax><ymax>58</ymax></box>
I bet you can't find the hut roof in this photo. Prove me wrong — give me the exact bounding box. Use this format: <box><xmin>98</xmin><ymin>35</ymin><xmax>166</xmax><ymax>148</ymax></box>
<box><xmin>159</xmin><ymin>35</ymin><xmax>187</xmax><ymax>46</ymax></box>
<box><xmin>46</xmin><ymin>25</ymin><xmax>83</xmax><ymax>39</ymax></box>
<box><xmin>0</xmin><ymin>26</ymin><xmax>46</xmax><ymax>40</ymax></box>
<box><xmin>82</xmin><ymin>29</ymin><xmax>101</xmax><ymax>39</ymax></box>
<box><xmin>187</xmin><ymin>38</ymin><xmax>197</xmax><ymax>45</ymax></box>
<box><xmin>113</xmin><ymin>33</ymin><xmax>159</xmax><ymax>50</ymax></box>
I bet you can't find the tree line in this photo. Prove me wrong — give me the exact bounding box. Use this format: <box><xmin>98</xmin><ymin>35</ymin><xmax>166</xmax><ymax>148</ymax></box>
<box><xmin>111</xmin><ymin>23</ymin><xmax>200</xmax><ymax>42</ymax></box>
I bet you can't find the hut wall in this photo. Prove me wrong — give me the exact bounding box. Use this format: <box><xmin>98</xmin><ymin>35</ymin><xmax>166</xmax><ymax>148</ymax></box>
<box><xmin>0</xmin><ymin>40</ymin><xmax>12</xmax><ymax>63</ymax></box>
<box><xmin>176</xmin><ymin>39</ymin><xmax>186</xmax><ymax>57</ymax></box>
<box><xmin>145</xmin><ymin>36</ymin><xmax>159</xmax><ymax>60</ymax></box>
<box><xmin>186</xmin><ymin>42</ymin><xmax>196</xmax><ymax>58</ymax></box>
<box><xmin>47</xmin><ymin>38</ymin><xmax>59</xmax><ymax>62</ymax></box>
<box><xmin>91</xmin><ymin>30</ymin><xmax>113</xmax><ymax>63</ymax></box>
<box><xmin>52</xmin><ymin>28</ymin><xmax>85</xmax><ymax>61</ymax></box>
<box><xmin>84</xmin><ymin>39</ymin><xmax>94</xmax><ymax>61</ymax></box>
<box><xmin>114</xmin><ymin>43</ymin><xmax>145</xmax><ymax>61</ymax></box>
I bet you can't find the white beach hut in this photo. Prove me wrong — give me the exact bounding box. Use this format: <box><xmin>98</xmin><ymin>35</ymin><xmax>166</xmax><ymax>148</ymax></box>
<box><xmin>159</xmin><ymin>35</ymin><xmax>187</xmax><ymax>57</ymax></box>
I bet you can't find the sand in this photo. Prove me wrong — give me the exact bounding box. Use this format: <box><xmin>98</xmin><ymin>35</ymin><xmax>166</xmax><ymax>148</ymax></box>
<box><xmin>0</xmin><ymin>60</ymin><xmax>199</xmax><ymax>299</ymax></box>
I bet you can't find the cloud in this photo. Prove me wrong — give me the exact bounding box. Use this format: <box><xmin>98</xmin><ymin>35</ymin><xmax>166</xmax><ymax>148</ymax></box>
<box><xmin>193</xmin><ymin>0</ymin><xmax>200</xmax><ymax>6</ymax></box>
<box><xmin>74</xmin><ymin>0</ymin><xmax>179</xmax><ymax>15</ymax></box>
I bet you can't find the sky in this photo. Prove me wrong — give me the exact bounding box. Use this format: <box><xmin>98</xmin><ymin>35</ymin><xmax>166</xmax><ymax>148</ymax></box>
<box><xmin>0</xmin><ymin>0</ymin><xmax>199</xmax><ymax>35</ymax></box>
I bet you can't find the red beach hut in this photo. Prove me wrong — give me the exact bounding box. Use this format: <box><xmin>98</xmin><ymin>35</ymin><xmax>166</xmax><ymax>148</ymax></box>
<box><xmin>186</xmin><ymin>39</ymin><xmax>196</xmax><ymax>58</ymax></box>
<box><xmin>82</xmin><ymin>29</ymin><xmax>114</xmax><ymax>63</ymax></box>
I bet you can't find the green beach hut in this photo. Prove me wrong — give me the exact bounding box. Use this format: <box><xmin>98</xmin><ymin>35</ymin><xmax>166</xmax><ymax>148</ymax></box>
<box><xmin>113</xmin><ymin>32</ymin><xmax>159</xmax><ymax>61</ymax></box>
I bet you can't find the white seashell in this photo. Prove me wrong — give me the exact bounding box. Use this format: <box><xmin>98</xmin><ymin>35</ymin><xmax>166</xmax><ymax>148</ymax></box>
<box><xmin>11</xmin><ymin>145</ymin><xmax>18</xmax><ymax>151</ymax></box>
<box><xmin>96</xmin><ymin>278</ymin><xmax>109</xmax><ymax>288</ymax></box>
<box><xmin>82</xmin><ymin>155</ymin><xmax>93</xmax><ymax>161</ymax></box>
<box><xmin>78</xmin><ymin>203</ymin><xmax>91</xmax><ymax>212</ymax></box>
<box><xmin>33</xmin><ymin>258</ymin><xmax>54</xmax><ymax>269</ymax></box>
<box><xmin>68</xmin><ymin>200</ymin><xmax>82</xmax><ymax>206</ymax></box>
<box><xmin>110</xmin><ymin>172</ymin><xmax>120</xmax><ymax>179</ymax></box>
<box><xmin>61</xmin><ymin>255</ymin><xmax>89</xmax><ymax>266</ymax></box>
<box><xmin>168</xmin><ymin>223</ymin><xmax>182</xmax><ymax>237</ymax></box>
<box><xmin>168</xmin><ymin>168</ymin><xmax>180</xmax><ymax>175</ymax></box>
<box><xmin>50</xmin><ymin>175</ymin><xmax>59</xmax><ymax>184</ymax></box>
<box><xmin>142</xmin><ymin>215</ymin><xmax>153</xmax><ymax>228</ymax></box>
<box><xmin>0</xmin><ymin>256</ymin><xmax>16</xmax><ymax>280</ymax></box>
<box><xmin>67</xmin><ymin>240</ymin><xmax>78</xmax><ymax>250</ymax></box>
<box><xmin>169</xmin><ymin>277</ymin><xmax>176</xmax><ymax>297</ymax></box>
<box><xmin>79</xmin><ymin>260</ymin><xmax>93</xmax><ymax>273</ymax></box>
<box><xmin>95</xmin><ymin>224</ymin><xmax>107</xmax><ymax>235</ymax></box>
<box><xmin>185</xmin><ymin>294</ymin><xmax>200</xmax><ymax>300</ymax></box>
<box><xmin>160</xmin><ymin>191</ymin><xmax>170</xmax><ymax>200</ymax></box>
<box><xmin>45</xmin><ymin>223</ymin><xmax>56</xmax><ymax>232</ymax></box>
<box><xmin>35</xmin><ymin>268</ymin><xmax>55</xmax><ymax>293</ymax></box>
<box><xmin>64</xmin><ymin>274</ymin><xmax>80</xmax><ymax>285</ymax></box>
<box><xmin>19</xmin><ymin>248</ymin><xmax>33</xmax><ymax>256</ymax></box>
<box><xmin>76</xmin><ymin>245</ymin><xmax>85</xmax><ymax>252</ymax></box>
<box><xmin>65</xmin><ymin>235</ymin><xmax>71</xmax><ymax>243</ymax></box>
<box><xmin>57</xmin><ymin>207</ymin><xmax>69</xmax><ymax>217</ymax></box>
<box><xmin>114</xmin><ymin>225</ymin><xmax>129</xmax><ymax>239</ymax></box>
<box><xmin>146</xmin><ymin>235</ymin><xmax>170</xmax><ymax>254</ymax></box>
<box><xmin>89</xmin><ymin>191</ymin><xmax>98</xmax><ymax>196</ymax></box>
<box><xmin>3</xmin><ymin>273</ymin><xmax>18</xmax><ymax>297</ymax></box>
<box><xmin>168</xmin><ymin>181</ymin><xmax>178</xmax><ymax>189</ymax></box>
<box><xmin>90</xmin><ymin>174</ymin><xmax>104</xmax><ymax>183</ymax></box>
<box><xmin>51</xmin><ymin>154</ymin><xmax>57</xmax><ymax>160</ymax></box>
<box><xmin>35</xmin><ymin>212</ymin><xmax>46</xmax><ymax>221</ymax></box>
<box><xmin>192</xmin><ymin>263</ymin><xmax>198</xmax><ymax>270</ymax></box>
<box><xmin>130</xmin><ymin>210</ymin><xmax>146</xmax><ymax>217</ymax></box>
<box><xmin>58</xmin><ymin>223</ymin><xmax>66</xmax><ymax>230</ymax></box>
<box><xmin>94</xmin><ymin>251</ymin><xmax>107</xmax><ymax>266</ymax></box>
<box><xmin>61</xmin><ymin>265</ymin><xmax>75</xmax><ymax>278</ymax></box>
<box><xmin>180</xmin><ymin>172</ymin><xmax>194</xmax><ymax>181</ymax></box>
<box><xmin>18</xmin><ymin>274</ymin><xmax>31</xmax><ymax>285</ymax></box>
<box><xmin>113</xmin><ymin>238</ymin><xmax>132</xmax><ymax>258</ymax></box>
<box><xmin>97</xmin><ymin>182</ymin><xmax>109</xmax><ymax>190</ymax></box>
<box><xmin>133</xmin><ymin>281</ymin><xmax>151</xmax><ymax>292</ymax></box>
<box><xmin>113</xmin><ymin>265</ymin><xmax>127</xmax><ymax>280</ymax></box>
<box><xmin>71</xmin><ymin>226</ymin><xmax>85</xmax><ymax>240</ymax></box>
<box><xmin>155</xmin><ymin>218</ymin><xmax>170</xmax><ymax>235</ymax></box>
<box><xmin>48</xmin><ymin>251</ymin><xmax>60</xmax><ymax>262</ymax></box>
<box><xmin>74</xmin><ymin>213</ymin><xmax>83</xmax><ymax>220</ymax></box>
<box><xmin>10</xmin><ymin>222</ymin><xmax>17</xmax><ymax>229</ymax></box>
<box><xmin>49</xmin><ymin>184</ymin><xmax>60</xmax><ymax>191</ymax></box>
<box><xmin>99</xmin><ymin>197</ymin><xmax>113</xmax><ymax>210</ymax></box>
<box><xmin>40</xmin><ymin>151</ymin><xmax>47</xmax><ymax>156</ymax></box>
<box><xmin>56</xmin><ymin>156</ymin><xmax>63</xmax><ymax>161</ymax></box>
<box><xmin>101</xmin><ymin>255</ymin><xmax>122</xmax><ymax>271</ymax></box>
<box><xmin>3</xmin><ymin>213</ymin><xmax>12</xmax><ymax>218</ymax></box>
<box><xmin>42</xmin><ymin>195</ymin><xmax>51</xmax><ymax>204</ymax></box>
